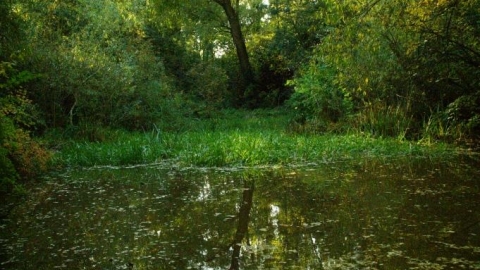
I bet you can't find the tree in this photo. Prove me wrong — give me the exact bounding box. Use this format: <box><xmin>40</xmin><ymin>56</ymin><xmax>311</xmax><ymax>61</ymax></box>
<box><xmin>151</xmin><ymin>0</ymin><xmax>257</xmax><ymax>104</ymax></box>
<box><xmin>211</xmin><ymin>0</ymin><xmax>254</xmax><ymax>100</ymax></box>
<box><xmin>248</xmin><ymin>0</ymin><xmax>330</xmax><ymax>107</ymax></box>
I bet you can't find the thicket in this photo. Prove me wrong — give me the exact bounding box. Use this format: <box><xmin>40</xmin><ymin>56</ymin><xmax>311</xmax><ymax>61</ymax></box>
<box><xmin>1</xmin><ymin>0</ymin><xmax>50</xmax><ymax>195</ymax></box>
<box><xmin>288</xmin><ymin>0</ymin><xmax>480</xmax><ymax>142</ymax></box>
<box><xmin>24</xmin><ymin>0</ymin><xmax>181</xmax><ymax>131</ymax></box>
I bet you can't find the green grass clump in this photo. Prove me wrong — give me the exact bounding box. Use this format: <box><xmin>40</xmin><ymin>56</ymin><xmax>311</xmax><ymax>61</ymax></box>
<box><xmin>52</xmin><ymin>109</ymin><xmax>455</xmax><ymax>168</ymax></box>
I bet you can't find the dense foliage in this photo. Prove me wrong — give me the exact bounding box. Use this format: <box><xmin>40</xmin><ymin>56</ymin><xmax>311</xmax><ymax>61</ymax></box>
<box><xmin>289</xmin><ymin>0</ymin><xmax>480</xmax><ymax>140</ymax></box>
<box><xmin>1</xmin><ymin>0</ymin><xmax>478</xmax><ymax>193</ymax></box>
<box><xmin>1</xmin><ymin>1</ymin><xmax>50</xmax><ymax>195</ymax></box>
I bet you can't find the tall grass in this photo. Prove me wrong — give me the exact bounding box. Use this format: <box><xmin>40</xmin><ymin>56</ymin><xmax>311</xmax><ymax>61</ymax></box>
<box><xmin>352</xmin><ymin>103</ymin><xmax>413</xmax><ymax>140</ymax></box>
<box><xmin>52</xmin><ymin>109</ymin><xmax>455</xmax><ymax>168</ymax></box>
<box><xmin>420</xmin><ymin>112</ymin><xmax>469</xmax><ymax>144</ymax></box>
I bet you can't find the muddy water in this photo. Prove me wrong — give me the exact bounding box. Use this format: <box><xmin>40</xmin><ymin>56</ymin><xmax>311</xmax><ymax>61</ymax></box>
<box><xmin>1</xmin><ymin>156</ymin><xmax>479</xmax><ymax>269</ymax></box>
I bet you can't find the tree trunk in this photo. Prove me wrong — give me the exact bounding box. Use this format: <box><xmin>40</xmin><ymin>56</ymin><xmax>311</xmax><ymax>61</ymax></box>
<box><xmin>212</xmin><ymin>0</ymin><xmax>254</xmax><ymax>101</ymax></box>
<box><xmin>229</xmin><ymin>180</ymin><xmax>254</xmax><ymax>270</ymax></box>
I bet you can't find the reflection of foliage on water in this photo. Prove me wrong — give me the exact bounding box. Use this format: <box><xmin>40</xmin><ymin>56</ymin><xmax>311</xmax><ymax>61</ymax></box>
<box><xmin>1</xmin><ymin>157</ymin><xmax>479</xmax><ymax>269</ymax></box>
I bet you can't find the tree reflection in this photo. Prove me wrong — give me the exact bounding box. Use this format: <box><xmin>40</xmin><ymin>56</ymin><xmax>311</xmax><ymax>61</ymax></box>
<box><xmin>229</xmin><ymin>180</ymin><xmax>254</xmax><ymax>270</ymax></box>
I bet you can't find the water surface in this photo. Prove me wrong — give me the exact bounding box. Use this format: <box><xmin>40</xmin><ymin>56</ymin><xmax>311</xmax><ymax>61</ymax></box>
<box><xmin>1</xmin><ymin>156</ymin><xmax>479</xmax><ymax>269</ymax></box>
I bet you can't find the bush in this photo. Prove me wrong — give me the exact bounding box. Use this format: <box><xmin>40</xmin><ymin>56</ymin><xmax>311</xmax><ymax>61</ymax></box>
<box><xmin>287</xmin><ymin>0</ymin><xmax>480</xmax><ymax>142</ymax></box>
<box><xmin>422</xmin><ymin>93</ymin><xmax>480</xmax><ymax>142</ymax></box>
<box><xmin>3</xmin><ymin>128</ymin><xmax>51</xmax><ymax>179</ymax></box>
<box><xmin>446</xmin><ymin>93</ymin><xmax>480</xmax><ymax>137</ymax></box>
<box><xmin>287</xmin><ymin>61</ymin><xmax>352</xmax><ymax>131</ymax></box>
<box><xmin>24</xmin><ymin>0</ymin><xmax>177</xmax><ymax>131</ymax></box>
<box><xmin>0</xmin><ymin>117</ymin><xmax>19</xmax><ymax>194</ymax></box>
<box><xmin>1</xmin><ymin>62</ymin><xmax>51</xmax><ymax>195</ymax></box>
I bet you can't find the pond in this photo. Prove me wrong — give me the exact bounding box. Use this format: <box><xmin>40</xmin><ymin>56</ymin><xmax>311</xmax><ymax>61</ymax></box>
<box><xmin>1</xmin><ymin>156</ymin><xmax>480</xmax><ymax>269</ymax></box>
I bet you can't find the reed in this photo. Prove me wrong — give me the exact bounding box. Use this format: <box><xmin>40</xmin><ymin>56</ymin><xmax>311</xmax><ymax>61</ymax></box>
<box><xmin>352</xmin><ymin>103</ymin><xmax>413</xmax><ymax>140</ymax></box>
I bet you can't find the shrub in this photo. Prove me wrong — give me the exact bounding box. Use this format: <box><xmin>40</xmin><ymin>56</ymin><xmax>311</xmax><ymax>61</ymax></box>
<box><xmin>3</xmin><ymin>128</ymin><xmax>52</xmax><ymax>179</ymax></box>
<box><xmin>446</xmin><ymin>93</ymin><xmax>480</xmax><ymax>138</ymax></box>
<box><xmin>25</xmin><ymin>0</ymin><xmax>177</xmax><ymax>131</ymax></box>
<box><xmin>1</xmin><ymin>62</ymin><xmax>51</xmax><ymax>195</ymax></box>
<box><xmin>0</xmin><ymin>116</ymin><xmax>19</xmax><ymax>193</ymax></box>
<box><xmin>287</xmin><ymin>61</ymin><xmax>352</xmax><ymax>133</ymax></box>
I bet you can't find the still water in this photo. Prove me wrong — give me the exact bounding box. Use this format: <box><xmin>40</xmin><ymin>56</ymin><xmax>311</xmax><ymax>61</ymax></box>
<box><xmin>1</xmin><ymin>156</ymin><xmax>479</xmax><ymax>269</ymax></box>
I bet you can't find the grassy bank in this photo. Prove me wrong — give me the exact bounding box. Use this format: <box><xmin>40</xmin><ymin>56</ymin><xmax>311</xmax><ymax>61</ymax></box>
<box><xmin>51</xmin><ymin>109</ymin><xmax>456</xmax><ymax>169</ymax></box>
